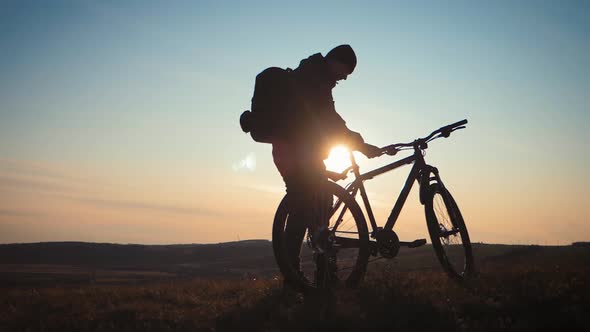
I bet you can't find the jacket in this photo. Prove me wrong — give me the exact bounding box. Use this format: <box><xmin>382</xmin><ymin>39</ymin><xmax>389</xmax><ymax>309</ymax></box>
<box><xmin>272</xmin><ymin>53</ymin><xmax>352</xmax><ymax>177</ymax></box>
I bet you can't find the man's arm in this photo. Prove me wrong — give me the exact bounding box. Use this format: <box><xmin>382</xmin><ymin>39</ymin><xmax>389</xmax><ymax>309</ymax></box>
<box><xmin>320</xmin><ymin>90</ymin><xmax>382</xmax><ymax>158</ymax></box>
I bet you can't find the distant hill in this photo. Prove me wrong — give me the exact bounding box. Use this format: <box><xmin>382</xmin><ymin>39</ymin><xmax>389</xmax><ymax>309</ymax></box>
<box><xmin>1</xmin><ymin>241</ymin><xmax>588</xmax><ymax>286</ymax></box>
<box><xmin>0</xmin><ymin>240</ymin><xmax>276</xmax><ymax>279</ymax></box>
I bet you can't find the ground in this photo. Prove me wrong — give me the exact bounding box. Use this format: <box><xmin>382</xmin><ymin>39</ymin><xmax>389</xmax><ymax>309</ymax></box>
<box><xmin>1</xmin><ymin>244</ymin><xmax>588</xmax><ymax>331</ymax></box>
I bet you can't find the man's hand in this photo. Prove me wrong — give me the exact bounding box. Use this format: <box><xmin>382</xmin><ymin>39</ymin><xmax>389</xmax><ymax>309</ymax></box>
<box><xmin>346</xmin><ymin>131</ymin><xmax>381</xmax><ymax>158</ymax></box>
<box><xmin>327</xmin><ymin>170</ymin><xmax>349</xmax><ymax>181</ymax></box>
<box><xmin>360</xmin><ymin>143</ymin><xmax>382</xmax><ymax>159</ymax></box>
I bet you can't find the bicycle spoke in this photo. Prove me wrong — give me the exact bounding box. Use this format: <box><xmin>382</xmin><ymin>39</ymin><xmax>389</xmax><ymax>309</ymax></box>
<box><xmin>342</xmin><ymin>224</ymin><xmax>356</xmax><ymax>233</ymax></box>
<box><xmin>332</xmin><ymin>215</ymin><xmax>353</xmax><ymax>231</ymax></box>
<box><xmin>427</xmin><ymin>187</ymin><xmax>471</xmax><ymax>278</ymax></box>
<box><xmin>274</xmin><ymin>181</ymin><xmax>370</xmax><ymax>290</ymax></box>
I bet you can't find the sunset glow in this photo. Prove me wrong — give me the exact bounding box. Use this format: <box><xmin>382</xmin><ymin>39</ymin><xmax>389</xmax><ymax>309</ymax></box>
<box><xmin>0</xmin><ymin>1</ymin><xmax>587</xmax><ymax>245</ymax></box>
<box><xmin>324</xmin><ymin>145</ymin><xmax>353</xmax><ymax>173</ymax></box>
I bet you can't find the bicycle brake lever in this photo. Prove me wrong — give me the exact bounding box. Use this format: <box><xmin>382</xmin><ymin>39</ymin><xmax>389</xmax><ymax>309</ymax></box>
<box><xmin>432</xmin><ymin>126</ymin><xmax>465</xmax><ymax>142</ymax></box>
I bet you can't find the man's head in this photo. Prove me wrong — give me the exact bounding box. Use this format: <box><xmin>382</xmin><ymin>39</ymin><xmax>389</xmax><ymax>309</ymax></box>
<box><xmin>325</xmin><ymin>44</ymin><xmax>357</xmax><ymax>81</ymax></box>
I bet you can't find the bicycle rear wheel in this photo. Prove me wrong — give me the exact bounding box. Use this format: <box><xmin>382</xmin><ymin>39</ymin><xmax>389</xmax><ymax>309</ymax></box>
<box><xmin>425</xmin><ymin>183</ymin><xmax>475</xmax><ymax>280</ymax></box>
<box><xmin>272</xmin><ymin>181</ymin><xmax>370</xmax><ymax>291</ymax></box>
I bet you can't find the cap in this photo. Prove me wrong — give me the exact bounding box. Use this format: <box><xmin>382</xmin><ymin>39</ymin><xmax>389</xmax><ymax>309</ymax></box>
<box><xmin>325</xmin><ymin>44</ymin><xmax>357</xmax><ymax>73</ymax></box>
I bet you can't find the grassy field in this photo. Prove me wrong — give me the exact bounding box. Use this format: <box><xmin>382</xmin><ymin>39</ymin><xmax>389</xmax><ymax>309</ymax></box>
<box><xmin>0</xmin><ymin>244</ymin><xmax>588</xmax><ymax>331</ymax></box>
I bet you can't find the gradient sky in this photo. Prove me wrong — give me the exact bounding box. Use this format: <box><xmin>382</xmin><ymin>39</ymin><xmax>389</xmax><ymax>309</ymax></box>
<box><xmin>1</xmin><ymin>0</ymin><xmax>588</xmax><ymax>245</ymax></box>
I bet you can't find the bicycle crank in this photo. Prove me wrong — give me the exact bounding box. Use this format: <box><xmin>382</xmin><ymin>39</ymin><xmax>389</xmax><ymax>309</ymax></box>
<box><xmin>373</xmin><ymin>230</ymin><xmax>427</xmax><ymax>258</ymax></box>
<box><xmin>375</xmin><ymin>229</ymin><xmax>400</xmax><ymax>258</ymax></box>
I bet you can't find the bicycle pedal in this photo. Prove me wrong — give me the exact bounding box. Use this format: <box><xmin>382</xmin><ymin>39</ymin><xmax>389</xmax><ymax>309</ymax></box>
<box><xmin>407</xmin><ymin>239</ymin><xmax>427</xmax><ymax>248</ymax></box>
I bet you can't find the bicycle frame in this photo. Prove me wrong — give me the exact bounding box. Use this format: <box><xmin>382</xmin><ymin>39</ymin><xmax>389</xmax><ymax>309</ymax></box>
<box><xmin>335</xmin><ymin>146</ymin><xmax>441</xmax><ymax>239</ymax></box>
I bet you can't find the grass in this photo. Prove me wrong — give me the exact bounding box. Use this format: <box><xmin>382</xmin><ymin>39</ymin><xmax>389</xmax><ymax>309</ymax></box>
<box><xmin>1</xmin><ymin>278</ymin><xmax>277</xmax><ymax>331</ymax></box>
<box><xmin>1</xmin><ymin>245</ymin><xmax>589</xmax><ymax>331</ymax></box>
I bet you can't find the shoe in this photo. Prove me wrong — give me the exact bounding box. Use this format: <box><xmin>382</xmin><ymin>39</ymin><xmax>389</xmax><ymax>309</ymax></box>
<box><xmin>313</xmin><ymin>251</ymin><xmax>340</xmax><ymax>289</ymax></box>
<box><xmin>281</xmin><ymin>278</ymin><xmax>304</xmax><ymax>305</ymax></box>
<box><xmin>325</xmin><ymin>251</ymin><xmax>341</xmax><ymax>288</ymax></box>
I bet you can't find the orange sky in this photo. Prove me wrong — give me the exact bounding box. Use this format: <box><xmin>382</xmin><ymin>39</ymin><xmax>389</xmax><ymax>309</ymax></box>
<box><xmin>1</xmin><ymin>1</ymin><xmax>588</xmax><ymax>244</ymax></box>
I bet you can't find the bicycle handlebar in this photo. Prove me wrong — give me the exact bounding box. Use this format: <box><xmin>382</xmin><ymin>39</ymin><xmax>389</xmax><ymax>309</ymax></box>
<box><xmin>381</xmin><ymin>119</ymin><xmax>468</xmax><ymax>155</ymax></box>
<box><xmin>430</xmin><ymin>119</ymin><xmax>467</xmax><ymax>139</ymax></box>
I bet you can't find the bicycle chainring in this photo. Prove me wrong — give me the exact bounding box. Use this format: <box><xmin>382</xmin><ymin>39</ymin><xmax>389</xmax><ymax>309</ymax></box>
<box><xmin>376</xmin><ymin>229</ymin><xmax>400</xmax><ymax>258</ymax></box>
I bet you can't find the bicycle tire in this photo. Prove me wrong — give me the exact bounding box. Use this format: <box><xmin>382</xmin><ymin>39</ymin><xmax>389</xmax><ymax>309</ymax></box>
<box><xmin>424</xmin><ymin>183</ymin><xmax>475</xmax><ymax>280</ymax></box>
<box><xmin>272</xmin><ymin>181</ymin><xmax>370</xmax><ymax>291</ymax></box>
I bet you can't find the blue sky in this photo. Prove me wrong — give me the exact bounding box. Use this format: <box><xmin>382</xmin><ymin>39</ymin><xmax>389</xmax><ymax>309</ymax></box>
<box><xmin>0</xmin><ymin>1</ymin><xmax>588</xmax><ymax>244</ymax></box>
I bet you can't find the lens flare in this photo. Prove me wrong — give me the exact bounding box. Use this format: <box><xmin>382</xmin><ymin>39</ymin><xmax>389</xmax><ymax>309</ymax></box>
<box><xmin>232</xmin><ymin>152</ymin><xmax>256</xmax><ymax>172</ymax></box>
<box><xmin>324</xmin><ymin>145</ymin><xmax>352</xmax><ymax>173</ymax></box>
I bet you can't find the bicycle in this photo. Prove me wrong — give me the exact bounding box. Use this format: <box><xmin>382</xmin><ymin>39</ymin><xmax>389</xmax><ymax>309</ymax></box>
<box><xmin>272</xmin><ymin>119</ymin><xmax>475</xmax><ymax>291</ymax></box>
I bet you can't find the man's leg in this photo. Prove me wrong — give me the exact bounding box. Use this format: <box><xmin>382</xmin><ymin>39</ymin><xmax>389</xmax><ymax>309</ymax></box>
<box><xmin>284</xmin><ymin>210</ymin><xmax>307</xmax><ymax>273</ymax></box>
<box><xmin>308</xmin><ymin>179</ymin><xmax>333</xmax><ymax>251</ymax></box>
<box><xmin>280</xmin><ymin>159</ymin><xmax>331</xmax><ymax>283</ymax></box>
<box><xmin>284</xmin><ymin>173</ymin><xmax>311</xmax><ymax>280</ymax></box>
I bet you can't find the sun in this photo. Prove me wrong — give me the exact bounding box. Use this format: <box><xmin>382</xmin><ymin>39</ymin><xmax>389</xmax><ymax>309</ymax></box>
<box><xmin>324</xmin><ymin>145</ymin><xmax>352</xmax><ymax>173</ymax></box>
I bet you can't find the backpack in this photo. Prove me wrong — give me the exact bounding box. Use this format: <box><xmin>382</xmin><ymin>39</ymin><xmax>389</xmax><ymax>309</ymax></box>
<box><xmin>239</xmin><ymin>67</ymin><xmax>298</xmax><ymax>143</ymax></box>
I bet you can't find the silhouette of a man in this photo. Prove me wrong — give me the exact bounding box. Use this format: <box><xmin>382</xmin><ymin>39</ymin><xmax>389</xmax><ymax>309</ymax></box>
<box><xmin>272</xmin><ymin>45</ymin><xmax>380</xmax><ymax>281</ymax></box>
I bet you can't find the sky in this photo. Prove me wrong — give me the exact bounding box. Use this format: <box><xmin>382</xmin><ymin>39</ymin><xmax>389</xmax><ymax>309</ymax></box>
<box><xmin>0</xmin><ymin>0</ymin><xmax>588</xmax><ymax>245</ymax></box>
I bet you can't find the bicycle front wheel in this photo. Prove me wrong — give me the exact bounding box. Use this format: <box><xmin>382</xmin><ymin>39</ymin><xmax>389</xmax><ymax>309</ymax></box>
<box><xmin>272</xmin><ymin>181</ymin><xmax>370</xmax><ymax>291</ymax></box>
<box><xmin>425</xmin><ymin>183</ymin><xmax>475</xmax><ymax>280</ymax></box>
